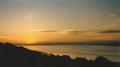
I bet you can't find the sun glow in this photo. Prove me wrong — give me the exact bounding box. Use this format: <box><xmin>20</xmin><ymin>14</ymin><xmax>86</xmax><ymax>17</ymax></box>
<box><xmin>25</xmin><ymin>39</ymin><xmax>37</xmax><ymax>44</ymax></box>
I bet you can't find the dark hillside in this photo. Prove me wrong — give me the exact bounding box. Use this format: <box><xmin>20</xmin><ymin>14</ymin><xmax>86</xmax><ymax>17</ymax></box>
<box><xmin>0</xmin><ymin>42</ymin><xmax>119</xmax><ymax>67</ymax></box>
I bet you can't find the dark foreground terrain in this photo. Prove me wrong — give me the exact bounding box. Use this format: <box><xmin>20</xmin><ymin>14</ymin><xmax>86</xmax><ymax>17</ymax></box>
<box><xmin>0</xmin><ymin>42</ymin><xmax>119</xmax><ymax>67</ymax></box>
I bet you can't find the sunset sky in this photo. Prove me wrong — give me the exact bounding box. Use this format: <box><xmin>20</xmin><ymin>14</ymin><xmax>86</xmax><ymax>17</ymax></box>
<box><xmin>0</xmin><ymin>0</ymin><xmax>120</xmax><ymax>44</ymax></box>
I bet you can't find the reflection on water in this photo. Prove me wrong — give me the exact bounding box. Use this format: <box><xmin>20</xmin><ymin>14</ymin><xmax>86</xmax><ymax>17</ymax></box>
<box><xmin>22</xmin><ymin>45</ymin><xmax>120</xmax><ymax>62</ymax></box>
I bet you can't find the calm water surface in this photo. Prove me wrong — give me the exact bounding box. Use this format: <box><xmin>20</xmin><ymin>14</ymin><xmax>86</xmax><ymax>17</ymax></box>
<box><xmin>22</xmin><ymin>45</ymin><xmax>120</xmax><ymax>62</ymax></box>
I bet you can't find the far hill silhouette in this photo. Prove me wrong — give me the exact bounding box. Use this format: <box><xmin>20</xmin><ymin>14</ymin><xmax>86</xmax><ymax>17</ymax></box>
<box><xmin>0</xmin><ymin>42</ymin><xmax>119</xmax><ymax>67</ymax></box>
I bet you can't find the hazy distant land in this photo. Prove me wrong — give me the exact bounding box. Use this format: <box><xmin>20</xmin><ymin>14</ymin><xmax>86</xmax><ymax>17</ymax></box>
<box><xmin>22</xmin><ymin>41</ymin><xmax>120</xmax><ymax>46</ymax></box>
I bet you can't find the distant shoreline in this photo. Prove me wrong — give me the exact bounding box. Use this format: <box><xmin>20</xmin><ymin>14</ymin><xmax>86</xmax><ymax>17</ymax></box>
<box><xmin>17</xmin><ymin>43</ymin><xmax>120</xmax><ymax>46</ymax></box>
<box><xmin>16</xmin><ymin>41</ymin><xmax>120</xmax><ymax>46</ymax></box>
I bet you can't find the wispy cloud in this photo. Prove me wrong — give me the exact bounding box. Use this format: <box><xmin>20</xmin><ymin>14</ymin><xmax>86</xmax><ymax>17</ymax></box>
<box><xmin>29</xmin><ymin>29</ymin><xmax>92</xmax><ymax>35</ymax></box>
<box><xmin>28</xmin><ymin>29</ymin><xmax>59</xmax><ymax>33</ymax></box>
<box><xmin>0</xmin><ymin>36</ymin><xmax>15</xmax><ymax>39</ymax></box>
<box><xmin>66</xmin><ymin>30</ymin><xmax>88</xmax><ymax>35</ymax></box>
<box><xmin>39</xmin><ymin>30</ymin><xmax>58</xmax><ymax>33</ymax></box>
<box><xmin>29</xmin><ymin>29</ymin><xmax>120</xmax><ymax>35</ymax></box>
<box><xmin>99</xmin><ymin>30</ymin><xmax>120</xmax><ymax>33</ymax></box>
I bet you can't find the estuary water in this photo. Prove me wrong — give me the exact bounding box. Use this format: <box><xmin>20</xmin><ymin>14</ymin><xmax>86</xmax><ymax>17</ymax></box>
<box><xmin>22</xmin><ymin>45</ymin><xmax>120</xmax><ymax>62</ymax></box>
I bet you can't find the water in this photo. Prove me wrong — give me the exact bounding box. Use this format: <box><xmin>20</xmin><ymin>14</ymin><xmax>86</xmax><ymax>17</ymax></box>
<box><xmin>22</xmin><ymin>45</ymin><xmax>120</xmax><ymax>62</ymax></box>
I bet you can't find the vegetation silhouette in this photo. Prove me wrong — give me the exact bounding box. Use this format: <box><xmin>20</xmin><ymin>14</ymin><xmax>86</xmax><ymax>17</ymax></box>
<box><xmin>0</xmin><ymin>42</ymin><xmax>119</xmax><ymax>67</ymax></box>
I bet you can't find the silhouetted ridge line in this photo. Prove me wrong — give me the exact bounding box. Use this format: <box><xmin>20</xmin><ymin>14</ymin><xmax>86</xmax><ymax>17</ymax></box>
<box><xmin>0</xmin><ymin>42</ymin><xmax>119</xmax><ymax>67</ymax></box>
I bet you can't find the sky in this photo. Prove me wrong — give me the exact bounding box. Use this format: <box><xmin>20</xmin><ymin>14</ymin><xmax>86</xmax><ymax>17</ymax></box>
<box><xmin>0</xmin><ymin>0</ymin><xmax>120</xmax><ymax>44</ymax></box>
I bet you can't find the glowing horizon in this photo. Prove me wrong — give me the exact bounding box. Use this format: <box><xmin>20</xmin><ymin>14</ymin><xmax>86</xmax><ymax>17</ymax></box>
<box><xmin>0</xmin><ymin>0</ymin><xmax>120</xmax><ymax>44</ymax></box>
